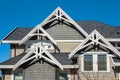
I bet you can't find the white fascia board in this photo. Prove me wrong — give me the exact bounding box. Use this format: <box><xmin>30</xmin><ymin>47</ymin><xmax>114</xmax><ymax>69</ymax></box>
<box><xmin>63</xmin><ymin>65</ymin><xmax>79</xmax><ymax>69</ymax></box>
<box><xmin>2</xmin><ymin>40</ymin><xmax>20</xmax><ymax>44</ymax></box>
<box><xmin>114</xmin><ymin>63</ymin><xmax>120</xmax><ymax>66</ymax></box>
<box><xmin>0</xmin><ymin>65</ymin><xmax>14</xmax><ymax>69</ymax></box>
<box><xmin>107</xmin><ymin>38</ymin><xmax>120</xmax><ymax>42</ymax></box>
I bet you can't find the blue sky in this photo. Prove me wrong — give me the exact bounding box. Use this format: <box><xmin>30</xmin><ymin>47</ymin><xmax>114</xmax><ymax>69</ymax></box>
<box><xmin>0</xmin><ymin>0</ymin><xmax>120</xmax><ymax>63</ymax></box>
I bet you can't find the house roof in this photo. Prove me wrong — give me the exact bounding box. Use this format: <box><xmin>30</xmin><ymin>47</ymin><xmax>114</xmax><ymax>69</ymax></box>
<box><xmin>113</xmin><ymin>57</ymin><xmax>120</xmax><ymax>63</ymax></box>
<box><xmin>0</xmin><ymin>53</ymin><xmax>73</xmax><ymax>65</ymax></box>
<box><xmin>77</xmin><ymin>21</ymin><xmax>120</xmax><ymax>38</ymax></box>
<box><xmin>3</xmin><ymin>21</ymin><xmax>120</xmax><ymax>41</ymax></box>
<box><xmin>4</xmin><ymin>28</ymin><xmax>32</xmax><ymax>40</ymax></box>
<box><xmin>0</xmin><ymin>53</ymin><xmax>26</xmax><ymax>65</ymax></box>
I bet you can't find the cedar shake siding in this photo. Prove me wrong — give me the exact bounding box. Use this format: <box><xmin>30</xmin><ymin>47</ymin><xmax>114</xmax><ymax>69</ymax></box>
<box><xmin>23</xmin><ymin>61</ymin><xmax>56</xmax><ymax>80</ymax></box>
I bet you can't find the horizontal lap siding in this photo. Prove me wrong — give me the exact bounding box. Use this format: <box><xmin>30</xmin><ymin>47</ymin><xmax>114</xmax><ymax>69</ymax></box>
<box><xmin>24</xmin><ymin>62</ymin><xmax>55</xmax><ymax>80</ymax></box>
<box><xmin>57</xmin><ymin>42</ymin><xmax>80</xmax><ymax>52</ymax></box>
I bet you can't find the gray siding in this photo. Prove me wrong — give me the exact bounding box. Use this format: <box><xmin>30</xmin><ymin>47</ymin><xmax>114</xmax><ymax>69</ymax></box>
<box><xmin>24</xmin><ymin>61</ymin><xmax>56</xmax><ymax>80</ymax></box>
<box><xmin>45</xmin><ymin>21</ymin><xmax>85</xmax><ymax>40</ymax></box>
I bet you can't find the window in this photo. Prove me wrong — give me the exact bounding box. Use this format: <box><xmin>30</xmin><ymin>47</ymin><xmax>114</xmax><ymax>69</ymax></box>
<box><xmin>84</xmin><ymin>54</ymin><xmax>93</xmax><ymax>71</ymax></box>
<box><xmin>83</xmin><ymin>53</ymin><xmax>109</xmax><ymax>72</ymax></box>
<box><xmin>14</xmin><ymin>70</ymin><xmax>23</xmax><ymax>80</ymax></box>
<box><xmin>59</xmin><ymin>73</ymin><xmax>68</xmax><ymax>80</ymax></box>
<box><xmin>98</xmin><ymin>54</ymin><xmax>107</xmax><ymax>71</ymax></box>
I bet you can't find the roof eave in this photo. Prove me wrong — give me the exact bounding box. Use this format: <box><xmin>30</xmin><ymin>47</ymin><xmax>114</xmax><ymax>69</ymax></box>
<box><xmin>0</xmin><ymin>65</ymin><xmax>14</xmax><ymax>69</ymax></box>
<box><xmin>2</xmin><ymin>40</ymin><xmax>20</xmax><ymax>44</ymax></box>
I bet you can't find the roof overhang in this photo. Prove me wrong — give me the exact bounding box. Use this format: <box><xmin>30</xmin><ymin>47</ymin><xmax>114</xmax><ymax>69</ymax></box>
<box><xmin>63</xmin><ymin>65</ymin><xmax>79</xmax><ymax>69</ymax></box>
<box><xmin>107</xmin><ymin>38</ymin><xmax>120</xmax><ymax>42</ymax></box>
<box><xmin>0</xmin><ymin>65</ymin><xmax>14</xmax><ymax>69</ymax></box>
<box><xmin>2</xmin><ymin>40</ymin><xmax>20</xmax><ymax>44</ymax></box>
<box><xmin>112</xmin><ymin>58</ymin><xmax>120</xmax><ymax>67</ymax></box>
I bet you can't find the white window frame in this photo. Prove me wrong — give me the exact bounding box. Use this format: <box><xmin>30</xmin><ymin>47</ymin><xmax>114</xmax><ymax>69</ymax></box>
<box><xmin>81</xmin><ymin>52</ymin><xmax>110</xmax><ymax>72</ymax></box>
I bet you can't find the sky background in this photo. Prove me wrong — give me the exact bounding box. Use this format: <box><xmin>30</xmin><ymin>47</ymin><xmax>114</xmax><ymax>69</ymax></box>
<box><xmin>0</xmin><ymin>0</ymin><xmax>120</xmax><ymax>67</ymax></box>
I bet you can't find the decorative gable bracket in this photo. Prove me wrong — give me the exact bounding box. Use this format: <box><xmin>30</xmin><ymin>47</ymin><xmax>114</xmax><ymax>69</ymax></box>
<box><xmin>69</xmin><ymin>30</ymin><xmax>120</xmax><ymax>58</ymax></box>
<box><xmin>41</xmin><ymin>7</ymin><xmax>88</xmax><ymax>37</ymax></box>
<box><xmin>19</xmin><ymin>25</ymin><xmax>57</xmax><ymax>45</ymax></box>
<box><xmin>13</xmin><ymin>43</ymin><xmax>63</xmax><ymax>70</ymax></box>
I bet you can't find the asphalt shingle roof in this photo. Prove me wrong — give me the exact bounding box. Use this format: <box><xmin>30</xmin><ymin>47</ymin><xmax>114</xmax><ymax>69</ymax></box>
<box><xmin>0</xmin><ymin>53</ymin><xmax>26</xmax><ymax>65</ymax></box>
<box><xmin>4</xmin><ymin>28</ymin><xmax>32</xmax><ymax>40</ymax></box>
<box><xmin>3</xmin><ymin>21</ymin><xmax>120</xmax><ymax>40</ymax></box>
<box><xmin>0</xmin><ymin>53</ymin><xmax>72</xmax><ymax>65</ymax></box>
<box><xmin>113</xmin><ymin>57</ymin><xmax>120</xmax><ymax>63</ymax></box>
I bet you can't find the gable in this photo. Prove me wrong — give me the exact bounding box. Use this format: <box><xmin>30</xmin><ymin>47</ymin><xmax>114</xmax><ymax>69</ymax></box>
<box><xmin>69</xmin><ymin>30</ymin><xmax>120</xmax><ymax>58</ymax></box>
<box><xmin>13</xmin><ymin>43</ymin><xmax>63</xmax><ymax>70</ymax></box>
<box><xmin>45</xmin><ymin>21</ymin><xmax>85</xmax><ymax>40</ymax></box>
<box><xmin>41</xmin><ymin>7</ymin><xmax>88</xmax><ymax>40</ymax></box>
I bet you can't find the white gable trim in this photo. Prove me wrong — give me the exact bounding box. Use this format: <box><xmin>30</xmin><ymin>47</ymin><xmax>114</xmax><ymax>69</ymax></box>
<box><xmin>44</xmin><ymin>7</ymin><xmax>88</xmax><ymax>37</ymax></box>
<box><xmin>19</xmin><ymin>25</ymin><xmax>57</xmax><ymax>45</ymax></box>
<box><xmin>19</xmin><ymin>7</ymin><xmax>88</xmax><ymax>45</ymax></box>
<box><xmin>13</xmin><ymin>43</ymin><xmax>63</xmax><ymax>70</ymax></box>
<box><xmin>63</xmin><ymin>65</ymin><xmax>79</xmax><ymax>69</ymax></box>
<box><xmin>2</xmin><ymin>40</ymin><xmax>20</xmax><ymax>44</ymax></box>
<box><xmin>69</xmin><ymin>30</ymin><xmax>120</xmax><ymax>58</ymax></box>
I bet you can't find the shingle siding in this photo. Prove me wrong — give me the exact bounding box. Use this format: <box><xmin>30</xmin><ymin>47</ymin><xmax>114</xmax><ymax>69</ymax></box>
<box><xmin>45</xmin><ymin>22</ymin><xmax>85</xmax><ymax>40</ymax></box>
<box><xmin>24</xmin><ymin>61</ymin><xmax>56</xmax><ymax>80</ymax></box>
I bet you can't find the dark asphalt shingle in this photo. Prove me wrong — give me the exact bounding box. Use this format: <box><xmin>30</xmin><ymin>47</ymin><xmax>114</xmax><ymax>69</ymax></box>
<box><xmin>52</xmin><ymin>53</ymin><xmax>73</xmax><ymax>65</ymax></box>
<box><xmin>113</xmin><ymin>57</ymin><xmax>120</xmax><ymax>63</ymax></box>
<box><xmin>4</xmin><ymin>28</ymin><xmax>32</xmax><ymax>40</ymax></box>
<box><xmin>0</xmin><ymin>53</ymin><xmax>72</xmax><ymax>65</ymax></box>
<box><xmin>0</xmin><ymin>53</ymin><xmax>26</xmax><ymax>65</ymax></box>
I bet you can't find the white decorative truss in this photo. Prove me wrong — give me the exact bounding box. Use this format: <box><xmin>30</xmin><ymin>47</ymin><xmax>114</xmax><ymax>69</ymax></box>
<box><xmin>19</xmin><ymin>7</ymin><xmax>88</xmax><ymax>45</ymax></box>
<box><xmin>13</xmin><ymin>43</ymin><xmax>63</xmax><ymax>70</ymax></box>
<box><xmin>19</xmin><ymin>25</ymin><xmax>57</xmax><ymax>45</ymax></box>
<box><xmin>69</xmin><ymin>30</ymin><xmax>120</xmax><ymax>58</ymax></box>
<box><xmin>39</xmin><ymin>7</ymin><xmax>88</xmax><ymax>37</ymax></box>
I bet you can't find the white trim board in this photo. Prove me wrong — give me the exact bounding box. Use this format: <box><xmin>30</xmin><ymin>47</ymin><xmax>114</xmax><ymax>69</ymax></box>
<box><xmin>0</xmin><ymin>65</ymin><xmax>14</xmax><ymax>69</ymax></box>
<box><xmin>63</xmin><ymin>65</ymin><xmax>79</xmax><ymax>69</ymax></box>
<box><xmin>2</xmin><ymin>40</ymin><xmax>20</xmax><ymax>44</ymax></box>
